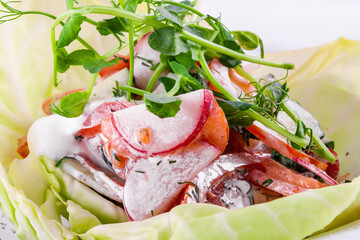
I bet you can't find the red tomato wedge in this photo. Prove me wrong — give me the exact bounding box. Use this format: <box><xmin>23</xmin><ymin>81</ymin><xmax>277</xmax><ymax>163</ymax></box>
<box><xmin>75</xmin><ymin>101</ymin><xmax>134</xmax><ymax>138</ymax></box>
<box><xmin>246</xmin><ymin>121</ymin><xmax>328</xmax><ymax>171</ymax></box>
<box><xmin>228</xmin><ymin>68</ymin><xmax>256</xmax><ymax>94</ymax></box>
<box><xmin>99</xmin><ymin>54</ymin><xmax>129</xmax><ymax>79</ymax></box>
<box><xmin>198</xmin><ymin>98</ymin><xmax>229</xmax><ymax>152</ymax></box>
<box><xmin>261</xmin><ymin>158</ymin><xmax>324</xmax><ymax>189</ymax></box>
<box><xmin>111</xmin><ymin>89</ymin><xmax>214</xmax><ymax>156</ymax></box>
<box><xmin>246</xmin><ymin>169</ymin><xmax>309</xmax><ymax>196</ymax></box>
<box><xmin>42</xmin><ymin>88</ymin><xmax>84</xmax><ymax>115</ymax></box>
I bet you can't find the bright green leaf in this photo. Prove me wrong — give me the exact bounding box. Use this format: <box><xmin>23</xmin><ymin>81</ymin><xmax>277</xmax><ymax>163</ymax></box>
<box><xmin>56</xmin><ymin>14</ymin><xmax>86</xmax><ymax>48</ymax></box>
<box><xmin>144</xmin><ymin>94</ymin><xmax>182</xmax><ymax>118</ymax></box>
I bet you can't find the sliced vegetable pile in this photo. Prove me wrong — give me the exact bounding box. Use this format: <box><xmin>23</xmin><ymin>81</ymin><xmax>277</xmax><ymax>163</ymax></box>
<box><xmin>1</xmin><ymin>0</ymin><xmax>345</xmax><ymax>224</ymax></box>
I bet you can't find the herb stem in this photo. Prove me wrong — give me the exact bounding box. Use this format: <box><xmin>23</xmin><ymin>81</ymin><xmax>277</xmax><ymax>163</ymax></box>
<box><xmin>86</xmin><ymin>73</ymin><xmax>99</xmax><ymax>95</ymax></box>
<box><xmin>200</xmin><ymin>54</ymin><xmax>305</xmax><ymax>147</ymax></box>
<box><xmin>183</xmin><ymin>30</ymin><xmax>294</xmax><ymax>70</ymax></box>
<box><xmin>70</xmin><ymin>6</ymin><xmax>167</xmax><ymax>28</ymax></box>
<box><xmin>118</xmin><ymin>85</ymin><xmax>150</xmax><ymax>96</ymax></box>
<box><xmin>199</xmin><ymin>53</ymin><xmax>237</xmax><ymax>101</ymax></box>
<box><xmin>128</xmin><ymin>20</ymin><xmax>135</xmax><ymax>101</ymax></box>
<box><xmin>145</xmin><ymin>62</ymin><xmax>168</xmax><ymax>92</ymax></box>
<box><xmin>281</xmin><ymin>102</ymin><xmax>336</xmax><ymax>162</ymax></box>
<box><xmin>156</xmin><ymin>1</ymin><xmax>218</xmax><ymax>29</ymax></box>
<box><xmin>234</xmin><ymin>65</ymin><xmax>333</xmax><ymax>160</ymax></box>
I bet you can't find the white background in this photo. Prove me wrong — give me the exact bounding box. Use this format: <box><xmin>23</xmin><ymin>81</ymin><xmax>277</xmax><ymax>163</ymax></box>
<box><xmin>201</xmin><ymin>0</ymin><xmax>360</xmax><ymax>53</ymax></box>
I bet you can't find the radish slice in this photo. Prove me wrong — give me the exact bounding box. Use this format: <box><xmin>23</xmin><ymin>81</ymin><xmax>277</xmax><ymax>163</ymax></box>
<box><xmin>112</xmin><ymin>89</ymin><xmax>213</xmax><ymax>156</ymax></box>
<box><xmin>246</xmin><ymin>121</ymin><xmax>328</xmax><ymax>170</ymax></box>
<box><xmin>292</xmin><ymin>157</ymin><xmax>338</xmax><ymax>186</ymax></box>
<box><xmin>133</xmin><ymin>32</ymin><xmax>166</xmax><ymax>89</ymax></box>
<box><xmin>209</xmin><ymin>58</ymin><xmax>242</xmax><ymax>97</ymax></box>
<box><xmin>123</xmin><ymin>140</ymin><xmax>221</xmax><ymax>221</ymax></box>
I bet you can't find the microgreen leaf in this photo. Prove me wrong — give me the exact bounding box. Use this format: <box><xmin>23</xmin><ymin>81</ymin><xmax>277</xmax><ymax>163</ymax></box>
<box><xmin>66</xmin><ymin>49</ymin><xmax>95</xmax><ymax>65</ymax></box>
<box><xmin>83</xmin><ymin>57</ymin><xmax>118</xmax><ymax>73</ymax></box>
<box><xmin>164</xmin><ymin>0</ymin><xmax>192</xmax><ymax>13</ymax></box>
<box><xmin>291</xmin><ymin>120</ymin><xmax>307</xmax><ymax>150</ymax></box>
<box><xmin>158</xmin><ymin>77</ymin><xmax>177</xmax><ymax>92</ymax></box>
<box><xmin>148</xmin><ymin>27</ymin><xmax>190</xmax><ymax>56</ymax></box>
<box><xmin>124</xmin><ymin>0</ymin><xmax>142</xmax><ymax>13</ymax></box>
<box><xmin>216</xmin><ymin>99</ymin><xmax>255</xmax><ymax>127</ymax></box>
<box><xmin>218</xmin><ymin>55</ymin><xmax>241</xmax><ymax>68</ymax></box>
<box><xmin>175</xmin><ymin>52</ymin><xmax>196</xmax><ymax>70</ymax></box>
<box><xmin>55</xmin><ymin>47</ymin><xmax>70</xmax><ymax>73</ymax></box>
<box><xmin>96</xmin><ymin>17</ymin><xmax>127</xmax><ymax>36</ymax></box>
<box><xmin>184</xmin><ymin>25</ymin><xmax>213</xmax><ymax>40</ymax></box>
<box><xmin>56</xmin><ymin>14</ymin><xmax>85</xmax><ymax>48</ymax></box>
<box><xmin>157</xmin><ymin>6</ymin><xmax>183</xmax><ymax>26</ymax></box>
<box><xmin>232</xmin><ymin>31</ymin><xmax>260</xmax><ymax>50</ymax></box>
<box><xmin>144</xmin><ymin>94</ymin><xmax>182</xmax><ymax>118</ymax></box>
<box><xmin>66</xmin><ymin>0</ymin><xmax>78</xmax><ymax>10</ymax></box>
<box><xmin>50</xmin><ymin>91</ymin><xmax>89</xmax><ymax>118</ymax></box>
<box><xmin>217</xmin><ymin>99</ymin><xmax>254</xmax><ymax>112</ymax></box>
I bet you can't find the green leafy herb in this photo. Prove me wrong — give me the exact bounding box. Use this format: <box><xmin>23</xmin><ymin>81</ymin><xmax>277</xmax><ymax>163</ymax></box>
<box><xmin>55</xmin><ymin>157</ymin><xmax>68</xmax><ymax>168</ymax></box>
<box><xmin>55</xmin><ymin>47</ymin><xmax>70</xmax><ymax>73</ymax></box>
<box><xmin>157</xmin><ymin>6</ymin><xmax>183</xmax><ymax>26</ymax></box>
<box><xmin>96</xmin><ymin>17</ymin><xmax>127</xmax><ymax>36</ymax></box>
<box><xmin>148</xmin><ymin>27</ymin><xmax>190</xmax><ymax>56</ymax></box>
<box><xmin>50</xmin><ymin>91</ymin><xmax>89</xmax><ymax>118</ymax></box>
<box><xmin>144</xmin><ymin>94</ymin><xmax>182</xmax><ymax>118</ymax></box>
<box><xmin>56</xmin><ymin>14</ymin><xmax>85</xmax><ymax>48</ymax></box>
<box><xmin>83</xmin><ymin>57</ymin><xmax>118</xmax><ymax>74</ymax></box>
<box><xmin>261</xmin><ymin>179</ymin><xmax>273</xmax><ymax>188</ymax></box>
<box><xmin>66</xmin><ymin>49</ymin><xmax>95</xmax><ymax>65</ymax></box>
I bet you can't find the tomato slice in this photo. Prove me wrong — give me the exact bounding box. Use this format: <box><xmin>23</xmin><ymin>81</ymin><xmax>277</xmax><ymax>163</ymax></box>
<box><xmin>261</xmin><ymin>158</ymin><xmax>325</xmax><ymax>189</ymax></box>
<box><xmin>246</xmin><ymin>121</ymin><xmax>328</xmax><ymax>170</ymax></box>
<box><xmin>246</xmin><ymin>169</ymin><xmax>309</xmax><ymax>196</ymax></box>
<box><xmin>99</xmin><ymin>54</ymin><xmax>129</xmax><ymax>79</ymax></box>
<box><xmin>76</xmin><ymin>101</ymin><xmax>134</xmax><ymax>138</ymax></box>
<box><xmin>198</xmin><ymin>98</ymin><xmax>229</xmax><ymax>152</ymax></box>
<box><xmin>42</xmin><ymin>88</ymin><xmax>84</xmax><ymax>115</ymax></box>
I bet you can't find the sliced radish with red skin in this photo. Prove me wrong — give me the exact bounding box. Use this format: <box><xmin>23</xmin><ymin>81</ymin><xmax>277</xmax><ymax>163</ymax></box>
<box><xmin>246</xmin><ymin>169</ymin><xmax>309</xmax><ymax>196</ymax></box>
<box><xmin>246</xmin><ymin>121</ymin><xmax>328</xmax><ymax>171</ymax></box>
<box><xmin>123</xmin><ymin>140</ymin><xmax>221</xmax><ymax>221</ymax></box>
<box><xmin>292</xmin><ymin>157</ymin><xmax>338</xmax><ymax>186</ymax></box>
<box><xmin>133</xmin><ymin>32</ymin><xmax>166</xmax><ymax>89</ymax></box>
<box><xmin>209</xmin><ymin>58</ymin><xmax>241</xmax><ymax>98</ymax></box>
<box><xmin>112</xmin><ymin>89</ymin><xmax>213</xmax><ymax>156</ymax></box>
<box><xmin>75</xmin><ymin>101</ymin><xmax>134</xmax><ymax>138</ymax></box>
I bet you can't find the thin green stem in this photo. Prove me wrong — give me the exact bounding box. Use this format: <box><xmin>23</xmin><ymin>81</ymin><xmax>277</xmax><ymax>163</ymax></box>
<box><xmin>199</xmin><ymin>53</ymin><xmax>237</xmax><ymax>101</ymax></box>
<box><xmin>86</xmin><ymin>73</ymin><xmax>99</xmax><ymax>95</ymax></box>
<box><xmin>155</xmin><ymin>1</ymin><xmax>217</xmax><ymax>30</ymax></box>
<box><xmin>127</xmin><ymin>20</ymin><xmax>135</xmax><ymax>101</ymax></box>
<box><xmin>145</xmin><ymin>62</ymin><xmax>168</xmax><ymax>92</ymax></box>
<box><xmin>119</xmin><ymin>85</ymin><xmax>150</xmax><ymax>96</ymax></box>
<box><xmin>234</xmin><ymin>65</ymin><xmax>334</xmax><ymax>161</ymax></box>
<box><xmin>200</xmin><ymin>54</ymin><xmax>305</xmax><ymax>147</ymax></box>
<box><xmin>183</xmin><ymin>31</ymin><xmax>294</xmax><ymax>70</ymax></box>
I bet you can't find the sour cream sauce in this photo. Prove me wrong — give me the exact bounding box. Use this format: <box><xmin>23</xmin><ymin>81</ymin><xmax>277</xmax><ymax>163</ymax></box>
<box><xmin>27</xmin><ymin>99</ymin><xmax>113</xmax><ymax>161</ymax></box>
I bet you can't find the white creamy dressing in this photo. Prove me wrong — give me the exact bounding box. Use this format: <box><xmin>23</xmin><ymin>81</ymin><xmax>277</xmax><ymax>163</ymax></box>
<box><xmin>27</xmin><ymin>99</ymin><xmax>118</xmax><ymax>161</ymax></box>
